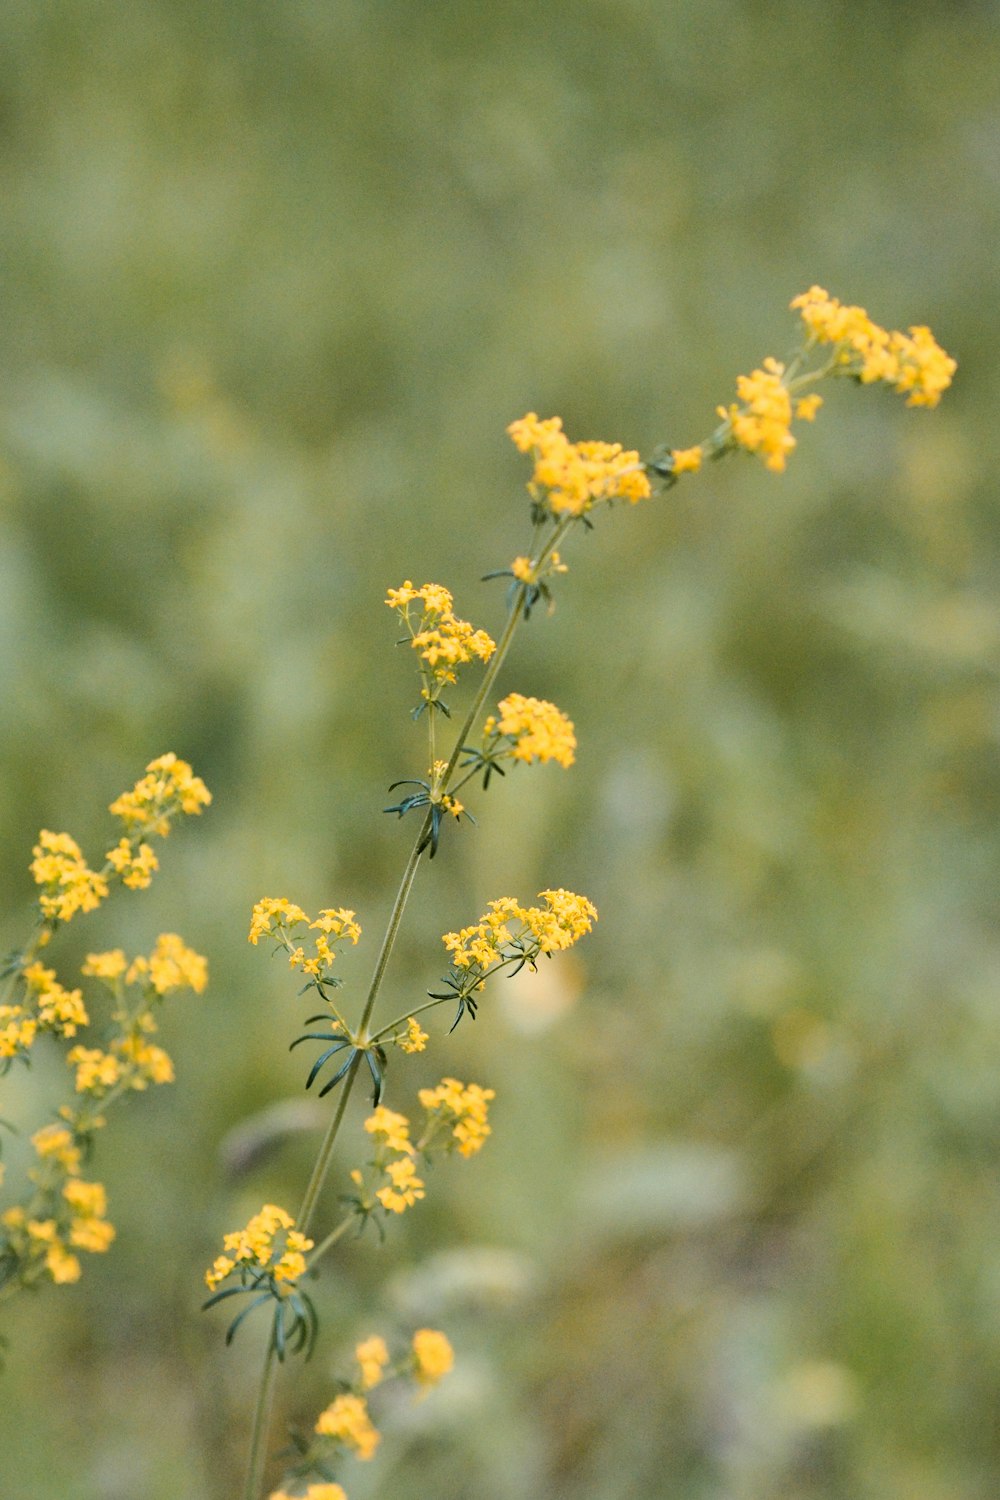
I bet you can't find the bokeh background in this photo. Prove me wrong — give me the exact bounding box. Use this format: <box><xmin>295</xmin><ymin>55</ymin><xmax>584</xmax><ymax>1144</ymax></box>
<box><xmin>2</xmin><ymin>1</ymin><xmax>999</xmax><ymax>1497</ymax></box>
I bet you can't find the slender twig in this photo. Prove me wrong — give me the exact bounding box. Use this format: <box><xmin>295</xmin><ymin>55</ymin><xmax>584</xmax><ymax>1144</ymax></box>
<box><xmin>242</xmin><ymin>1338</ymin><xmax>280</xmax><ymax>1500</ymax></box>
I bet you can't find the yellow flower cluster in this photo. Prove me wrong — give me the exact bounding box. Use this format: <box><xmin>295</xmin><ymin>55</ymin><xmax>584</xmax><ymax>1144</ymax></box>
<box><xmin>792</xmin><ymin>286</ymin><xmax>957</xmax><ymax>406</ymax></box>
<box><xmin>67</xmin><ymin>1034</ymin><xmax>174</xmax><ymax>1095</ymax></box>
<box><xmin>0</xmin><ymin>1002</ymin><xmax>37</xmax><ymax>1060</ymax></box>
<box><xmin>1</xmin><ymin>962</ymin><xmax>90</xmax><ymax>1060</ymax></box>
<box><xmin>30</xmin><ymin>830</ymin><xmax>109</xmax><ymax>924</ymax></box>
<box><xmin>483</xmin><ymin>692</ymin><xmax>576</xmax><ymax>768</ymax></box>
<box><xmin>1</xmin><ymin>1124</ymin><xmax>115</xmax><ymax>1285</ymax></box>
<box><xmin>418</xmin><ymin>1078</ymin><xmax>495</xmax><ymax>1158</ymax></box>
<box><xmin>362</xmin><ymin>1107</ymin><xmax>426</xmax><ymax>1214</ymax></box>
<box><xmin>27</xmin><ymin>754</ymin><xmax>210</xmax><ymax>927</ymax></box>
<box><xmin>22</xmin><ymin>962</ymin><xmax>88</xmax><ymax>1037</ymax></box>
<box><xmin>248</xmin><ymin>896</ymin><xmax>309</xmax><ymax>941</ymax></box>
<box><xmin>248</xmin><ymin>898</ymin><xmax>362</xmax><ymax>979</ymax></box>
<box><xmin>669</xmin><ymin>445</ymin><xmax>703</xmax><ymax>475</ymax></box>
<box><xmin>507</xmin><ymin>413</ymin><xmax>651</xmax><ymax>516</ymax></box>
<box><xmin>315</xmin><ymin>1392</ymin><xmax>380</xmax><ymax>1460</ymax></box>
<box><xmin>397</xmin><ymin>1015</ymin><xmax>428</xmax><ymax>1053</ymax></box>
<box><xmin>697</xmin><ymin>288</ymin><xmax>957</xmax><ymax>478</ymax></box>
<box><xmin>385</xmin><ymin>581</ymin><xmax>496</xmax><ymax>691</ymax></box>
<box><xmin>108</xmin><ymin>752</ymin><xmax>212</xmax><ymax>836</ymax></box>
<box><xmin>719</xmin><ymin>357</ymin><xmax>798</xmax><ymax>474</ymax></box>
<box><xmin>106</xmin><ymin>837</ymin><xmax>159</xmax><ymax>890</ymax></box>
<box><xmin>65</xmin><ymin>936</ymin><xmax>206</xmax><ymax>1096</ymax></box>
<box><xmin>79</xmin><ymin>935</ymin><xmax>208</xmax><ymax>998</ymax></box>
<box><xmin>286</xmin><ymin>1329</ymin><xmax>452</xmax><ymax>1490</ymax></box>
<box><xmin>204</xmin><ymin>1203</ymin><xmax>314</xmax><ymax>1292</ymax></box>
<box><xmin>412</xmin><ymin>1327</ymin><xmax>455</xmax><ymax>1387</ymax></box>
<box><xmin>356</xmin><ymin>1334</ymin><xmax>391</xmax><ymax>1390</ymax></box>
<box><xmin>442</xmin><ymin>888</ymin><xmax>598</xmax><ymax>980</ymax></box>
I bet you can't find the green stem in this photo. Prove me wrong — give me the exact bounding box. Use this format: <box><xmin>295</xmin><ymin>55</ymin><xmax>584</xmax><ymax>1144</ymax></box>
<box><xmin>242</xmin><ymin>1337</ymin><xmax>280</xmax><ymax>1500</ymax></box>
<box><xmin>296</xmin><ymin>1051</ymin><xmax>363</xmax><ymax>1235</ymax></box>
<box><xmin>306</xmin><ymin>1214</ymin><xmax>355</xmax><ymax>1271</ymax></box>
<box><xmin>370</xmin><ymin>994</ymin><xmax>453</xmax><ymax>1045</ymax></box>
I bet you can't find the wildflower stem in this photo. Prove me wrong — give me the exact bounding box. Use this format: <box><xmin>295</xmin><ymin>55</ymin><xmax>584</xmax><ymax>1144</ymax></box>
<box><xmin>296</xmin><ymin>1050</ymin><xmax>363</xmax><ymax>1235</ymax></box>
<box><xmin>242</xmin><ymin>1338</ymin><xmax>280</xmax><ymax>1500</ymax></box>
<box><xmin>370</xmin><ymin>994</ymin><xmax>452</xmax><ymax>1044</ymax></box>
<box><xmin>305</xmin><ymin>1213</ymin><xmax>354</xmax><ymax>1270</ymax></box>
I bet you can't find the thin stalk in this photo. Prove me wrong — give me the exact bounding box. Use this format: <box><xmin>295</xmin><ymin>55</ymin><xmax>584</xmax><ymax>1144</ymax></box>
<box><xmin>296</xmin><ymin>1050</ymin><xmax>364</xmax><ymax>1235</ymax></box>
<box><xmin>370</xmin><ymin>994</ymin><xmax>453</xmax><ymax>1045</ymax></box>
<box><xmin>242</xmin><ymin>1338</ymin><xmax>280</xmax><ymax>1500</ymax></box>
<box><xmin>306</xmin><ymin>1214</ymin><xmax>355</xmax><ymax>1271</ymax></box>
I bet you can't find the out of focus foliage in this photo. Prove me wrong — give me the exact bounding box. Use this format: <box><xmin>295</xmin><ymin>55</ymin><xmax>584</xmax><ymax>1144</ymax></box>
<box><xmin>2</xmin><ymin>1</ymin><xmax>999</xmax><ymax>1497</ymax></box>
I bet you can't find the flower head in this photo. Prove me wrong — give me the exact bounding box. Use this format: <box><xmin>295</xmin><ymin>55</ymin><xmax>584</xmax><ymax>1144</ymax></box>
<box><xmin>719</xmin><ymin>357</ymin><xmax>796</xmax><ymax>473</ymax></box>
<box><xmin>108</xmin><ymin>752</ymin><xmax>211</xmax><ymax>837</ymax></box>
<box><xmin>314</xmin><ymin>1392</ymin><xmax>380</xmax><ymax>1461</ymax></box>
<box><xmin>508</xmin><ymin>414</ymin><xmax>651</xmax><ymax>516</ymax></box>
<box><xmin>411</xmin><ymin>1328</ymin><xmax>455</xmax><ymax>1388</ymax></box>
<box><xmin>791</xmin><ymin>286</ymin><xmax>956</xmax><ymax>406</ymax></box>
<box><xmin>397</xmin><ymin>1016</ymin><xmax>428</xmax><ymax>1054</ymax></box>
<box><xmin>204</xmin><ymin>1203</ymin><xmax>313</xmax><ymax>1291</ymax></box>
<box><xmin>482</xmin><ymin>692</ymin><xmax>576</xmax><ymax>769</ymax></box>
<box><xmin>22</xmin><ymin>962</ymin><xmax>89</xmax><ymax>1037</ymax></box>
<box><xmin>30</xmin><ymin>831</ymin><xmax>109</xmax><ymax>924</ymax></box>
<box><xmin>356</xmin><ymin>1334</ymin><xmax>390</xmax><ymax>1390</ymax></box>
<box><xmin>386</xmin><ymin>581</ymin><xmax>495</xmax><ymax>700</ymax></box>
<box><xmin>126</xmin><ymin>933</ymin><xmax>208</xmax><ymax>995</ymax></box>
<box><xmin>418</xmin><ymin>1078</ymin><xmax>495</xmax><ymax>1158</ymax></box>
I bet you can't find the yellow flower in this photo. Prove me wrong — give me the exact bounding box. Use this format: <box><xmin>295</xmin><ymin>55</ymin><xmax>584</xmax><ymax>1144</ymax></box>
<box><xmin>387</xmin><ymin>581</ymin><xmax>496</xmax><ymax>691</ymax></box>
<box><xmin>364</xmin><ymin>1106</ymin><xmax>414</xmax><ymax>1154</ymax></box>
<box><xmin>508</xmin><ymin>413</ymin><xmax>651</xmax><ymax>516</ymax></box>
<box><xmin>375</xmin><ymin>1156</ymin><xmax>426</xmax><ymax>1214</ymax></box>
<box><xmin>1</xmin><ymin>1005</ymin><xmax>38</xmax><ymax>1058</ymax></box>
<box><xmin>68</xmin><ymin>1045</ymin><xmax>123</xmax><ymax>1096</ymax></box>
<box><xmin>31</xmin><ymin>1124</ymin><xmax>81</xmax><ymax>1173</ymax></box>
<box><xmin>356</xmin><ymin>1334</ymin><xmax>390</xmax><ymax>1390</ymax></box>
<box><xmin>64</xmin><ymin>1178</ymin><xmax>117</xmax><ymax>1256</ymax></box>
<box><xmin>670</xmin><ymin>445</ymin><xmax>703</xmax><ymax>474</ymax></box>
<box><xmin>412</xmin><ymin>1328</ymin><xmax>454</xmax><ymax>1387</ymax></box>
<box><xmin>68</xmin><ymin>1218</ymin><xmax>115</xmax><ymax>1253</ymax></box>
<box><xmin>30</xmin><ymin>830</ymin><xmax>109</xmax><ymax>924</ymax></box>
<box><xmin>890</xmin><ymin>324</ymin><xmax>957</xmax><ymax>408</ymax></box>
<box><xmin>790</xmin><ymin>287</ymin><xmax>955</xmax><ymax>407</ymax></box>
<box><xmin>719</xmin><ymin>357</ymin><xmax>796</xmax><ymax>473</ymax></box>
<box><xmin>269</xmin><ymin>1488</ymin><xmax>347</xmax><ymax>1500</ymax></box>
<box><xmin>105</xmin><ymin>837</ymin><xmax>159</xmax><ymax>889</ymax></box>
<box><xmin>442</xmin><ymin>889</ymin><xmax>596</xmax><ymax>976</ymax></box>
<box><xmin>311</xmin><ymin>908</ymin><xmax>362</xmax><ymax>945</ymax></box>
<box><xmin>45</xmin><ymin>1241</ymin><xmax>82</xmax><ymax>1284</ymax></box>
<box><xmin>314</xmin><ymin>1392</ymin><xmax>380</xmax><ymax>1460</ymax></box>
<box><xmin>248</xmin><ymin>896</ymin><xmax>310</xmax><ymax>943</ymax></box>
<box><xmin>204</xmin><ymin>1204</ymin><xmax>313</xmax><ymax>1291</ymax></box>
<box><xmin>397</xmin><ymin>1016</ymin><xmax>428</xmax><ymax>1054</ymax></box>
<box><xmin>62</xmin><ymin>1179</ymin><xmax>108</xmax><ymax>1218</ymax></box>
<box><xmin>418</xmin><ymin>1078</ymin><xmax>495</xmax><ymax>1158</ymax></box>
<box><xmin>485</xmin><ymin>692</ymin><xmax>576</xmax><ymax>768</ymax></box>
<box><xmin>109</xmin><ymin>752</ymin><xmax>211</xmax><ymax>836</ymax></box>
<box><xmin>82</xmin><ymin>950</ymin><xmax>127</xmax><ymax>981</ymax></box>
<box><xmin>115</xmin><ymin>1035</ymin><xmax>175</xmax><ymax>1088</ymax></box>
<box><xmin>23</xmin><ymin>962</ymin><xmax>89</xmax><ymax>1037</ymax></box>
<box><xmin>126</xmin><ymin>932</ymin><xmax>208</xmax><ymax>995</ymax></box>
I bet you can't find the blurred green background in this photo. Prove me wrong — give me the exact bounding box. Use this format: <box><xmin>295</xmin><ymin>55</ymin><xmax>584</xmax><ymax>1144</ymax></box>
<box><xmin>1</xmin><ymin>1</ymin><xmax>999</xmax><ymax>1496</ymax></box>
